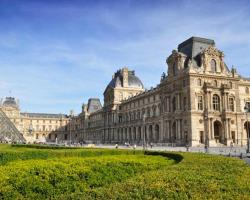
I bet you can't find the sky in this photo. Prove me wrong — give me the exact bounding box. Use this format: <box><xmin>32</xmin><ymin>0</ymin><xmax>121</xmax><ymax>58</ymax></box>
<box><xmin>0</xmin><ymin>0</ymin><xmax>250</xmax><ymax>114</ymax></box>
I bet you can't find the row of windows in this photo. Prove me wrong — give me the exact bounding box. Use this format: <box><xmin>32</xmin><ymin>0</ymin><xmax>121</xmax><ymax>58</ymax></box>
<box><xmin>197</xmin><ymin>78</ymin><xmax>234</xmax><ymax>88</ymax></box>
<box><xmin>197</xmin><ymin>95</ymin><xmax>235</xmax><ymax>111</ymax></box>
<box><xmin>32</xmin><ymin>125</ymin><xmax>60</xmax><ymax>132</ymax></box>
<box><xmin>122</xmin><ymin>95</ymin><xmax>158</xmax><ymax>110</ymax></box>
<box><xmin>172</xmin><ymin>59</ymin><xmax>218</xmax><ymax>77</ymax></box>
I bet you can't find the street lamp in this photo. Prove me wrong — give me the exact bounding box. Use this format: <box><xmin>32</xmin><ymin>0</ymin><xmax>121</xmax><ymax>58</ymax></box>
<box><xmin>69</xmin><ymin>117</ymin><xmax>72</xmax><ymax>146</ymax></box>
<box><xmin>142</xmin><ymin>113</ymin><xmax>147</xmax><ymax>151</ymax></box>
<box><xmin>28</xmin><ymin>124</ymin><xmax>33</xmax><ymax>136</ymax></box>
<box><xmin>244</xmin><ymin>106</ymin><xmax>250</xmax><ymax>153</ymax></box>
<box><xmin>204</xmin><ymin>110</ymin><xmax>209</xmax><ymax>153</ymax></box>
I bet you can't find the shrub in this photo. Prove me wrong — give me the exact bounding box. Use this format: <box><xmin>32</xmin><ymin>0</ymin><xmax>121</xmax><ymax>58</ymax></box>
<box><xmin>0</xmin><ymin>144</ymin><xmax>249</xmax><ymax>199</ymax></box>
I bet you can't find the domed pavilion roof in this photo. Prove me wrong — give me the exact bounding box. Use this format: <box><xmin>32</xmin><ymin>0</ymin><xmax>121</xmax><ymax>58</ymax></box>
<box><xmin>2</xmin><ymin>97</ymin><xmax>19</xmax><ymax>109</ymax></box>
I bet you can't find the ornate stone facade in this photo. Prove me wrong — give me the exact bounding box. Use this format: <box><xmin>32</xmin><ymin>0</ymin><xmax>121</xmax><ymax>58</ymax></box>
<box><xmin>2</xmin><ymin>37</ymin><xmax>250</xmax><ymax>147</ymax></box>
<box><xmin>0</xmin><ymin>97</ymin><xmax>69</xmax><ymax>143</ymax></box>
<box><xmin>61</xmin><ymin>36</ymin><xmax>250</xmax><ymax>147</ymax></box>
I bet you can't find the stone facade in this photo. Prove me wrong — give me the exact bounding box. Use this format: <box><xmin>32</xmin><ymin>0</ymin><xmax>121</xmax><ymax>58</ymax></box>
<box><xmin>62</xmin><ymin>37</ymin><xmax>250</xmax><ymax>147</ymax></box>
<box><xmin>0</xmin><ymin>97</ymin><xmax>69</xmax><ymax>143</ymax></box>
<box><xmin>2</xmin><ymin>37</ymin><xmax>250</xmax><ymax>147</ymax></box>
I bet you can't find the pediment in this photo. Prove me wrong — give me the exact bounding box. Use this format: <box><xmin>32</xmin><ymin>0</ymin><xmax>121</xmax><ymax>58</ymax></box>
<box><xmin>203</xmin><ymin>46</ymin><xmax>224</xmax><ymax>58</ymax></box>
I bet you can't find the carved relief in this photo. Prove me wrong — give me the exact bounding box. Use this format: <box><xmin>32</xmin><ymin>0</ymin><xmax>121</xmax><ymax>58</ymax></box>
<box><xmin>167</xmin><ymin>50</ymin><xmax>187</xmax><ymax>76</ymax></box>
<box><xmin>200</xmin><ymin>46</ymin><xmax>228</xmax><ymax>74</ymax></box>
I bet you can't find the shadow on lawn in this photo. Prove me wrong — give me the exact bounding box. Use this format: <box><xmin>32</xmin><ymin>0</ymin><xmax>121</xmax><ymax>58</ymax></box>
<box><xmin>144</xmin><ymin>151</ymin><xmax>183</xmax><ymax>163</ymax></box>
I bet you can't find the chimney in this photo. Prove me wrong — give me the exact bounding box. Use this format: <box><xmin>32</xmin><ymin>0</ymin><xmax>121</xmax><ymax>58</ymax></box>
<box><xmin>82</xmin><ymin>103</ymin><xmax>87</xmax><ymax>113</ymax></box>
<box><xmin>122</xmin><ymin>67</ymin><xmax>129</xmax><ymax>87</ymax></box>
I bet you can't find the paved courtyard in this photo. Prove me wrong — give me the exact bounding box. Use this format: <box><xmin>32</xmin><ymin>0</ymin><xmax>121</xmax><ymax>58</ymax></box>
<box><xmin>80</xmin><ymin>144</ymin><xmax>250</xmax><ymax>164</ymax></box>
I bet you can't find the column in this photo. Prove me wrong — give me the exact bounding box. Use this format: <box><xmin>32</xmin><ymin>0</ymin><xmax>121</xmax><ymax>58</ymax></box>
<box><xmin>207</xmin><ymin>117</ymin><xmax>210</xmax><ymax>140</ymax></box>
<box><xmin>160</xmin><ymin>119</ymin><xmax>164</xmax><ymax>142</ymax></box>
<box><xmin>168</xmin><ymin>121</ymin><xmax>171</xmax><ymax>141</ymax></box>
<box><xmin>226</xmin><ymin>93</ymin><xmax>229</xmax><ymax>111</ymax></box>
<box><xmin>210</xmin><ymin>118</ymin><xmax>214</xmax><ymax>139</ymax></box>
<box><xmin>209</xmin><ymin>92</ymin><xmax>212</xmax><ymax>110</ymax></box>
<box><xmin>176</xmin><ymin>120</ymin><xmax>180</xmax><ymax>140</ymax></box>
<box><xmin>228</xmin><ymin>118</ymin><xmax>231</xmax><ymax>139</ymax></box>
<box><xmin>224</xmin><ymin>120</ymin><xmax>228</xmax><ymax>140</ymax></box>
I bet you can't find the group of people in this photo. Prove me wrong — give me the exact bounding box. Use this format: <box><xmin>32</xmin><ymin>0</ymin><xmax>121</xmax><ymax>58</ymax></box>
<box><xmin>115</xmin><ymin>142</ymin><xmax>154</xmax><ymax>149</ymax></box>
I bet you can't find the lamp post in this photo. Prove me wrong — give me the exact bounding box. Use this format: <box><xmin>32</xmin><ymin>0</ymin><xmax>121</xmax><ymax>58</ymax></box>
<box><xmin>69</xmin><ymin>117</ymin><xmax>72</xmax><ymax>146</ymax></box>
<box><xmin>28</xmin><ymin>124</ymin><xmax>33</xmax><ymax>136</ymax></box>
<box><xmin>142</xmin><ymin>113</ymin><xmax>147</xmax><ymax>151</ymax></box>
<box><xmin>204</xmin><ymin>110</ymin><xmax>209</xmax><ymax>153</ymax></box>
<box><xmin>244</xmin><ymin>106</ymin><xmax>250</xmax><ymax>153</ymax></box>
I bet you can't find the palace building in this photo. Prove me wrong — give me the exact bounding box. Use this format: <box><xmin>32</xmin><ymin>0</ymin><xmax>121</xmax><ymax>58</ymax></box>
<box><xmin>1</xmin><ymin>36</ymin><xmax>250</xmax><ymax>147</ymax></box>
<box><xmin>63</xmin><ymin>36</ymin><xmax>250</xmax><ymax>147</ymax></box>
<box><xmin>0</xmin><ymin>97</ymin><xmax>69</xmax><ymax>143</ymax></box>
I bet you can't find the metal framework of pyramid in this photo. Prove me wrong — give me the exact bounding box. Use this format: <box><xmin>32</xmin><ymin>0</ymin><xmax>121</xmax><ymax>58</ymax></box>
<box><xmin>0</xmin><ymin>108</ymin><xmax>26</xmax><ymax>143</ymax></box>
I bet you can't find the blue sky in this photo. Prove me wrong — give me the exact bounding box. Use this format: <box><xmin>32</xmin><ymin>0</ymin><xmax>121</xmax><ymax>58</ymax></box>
<box><xmin>0</xmin><ymin>0</ymin><xmax>250</xmax><ymax>114</ymax></box>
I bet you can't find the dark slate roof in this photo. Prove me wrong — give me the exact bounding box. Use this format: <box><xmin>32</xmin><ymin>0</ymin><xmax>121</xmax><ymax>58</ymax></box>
<box><xmin>2</xmin><ymin>97</ymin><xmax>19</xmax><ymax>109</ymax></box>
<box><xmin>20</xmin><ymin>112</ymin><xmax>68</xmax><ymax>118</ymax></box>
<box><xmin>105</xmin><ymin>69</ymin><xmax>144</xmax><ymax>93</ymax></box>
<box><xmin>178</xmin><ymin>37</ymin><xmax>215</xmax><ymax>51</ymax></box>
<box><xmin>177</xmin><ymin>36</ymin><xmax>215</xmax><ymax>68</ymax></box>
<box><xmin>87</xmin><ymin>98</ymin><xmax>102</xmax><ymax>114</ymax></box>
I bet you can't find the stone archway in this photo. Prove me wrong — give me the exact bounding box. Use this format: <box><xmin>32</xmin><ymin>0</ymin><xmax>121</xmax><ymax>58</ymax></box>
<box><xmin>137</xmin><ymin>127</ymin><xmax>141</xmax><ymax>142</ymax></box>
<box><xmin>149</xmin><ymin>125</ymin><xmax>153</xmax><ymax>142</ymax></box>
<box><xmin>244</xmin><ymin>121</ymin><xmax>250</xmax><ymax>140</ymax></box>
<box><xmin>172</xmin><ymin>122</ymin><xmax>176</xmax><ymax>143</ymax></box>
<box><xmin>133</xmin><ymin>127</ymin><xmax>137</xmax><ymax>141</ymax></box>
<box><xmin>154</xmin><ymin>124</ymin><xmax>160</xmax><ymax>142</ymax></box>
<box><xmin>214</xmin><ymin>120</ymin><xmax>222</xmax><ymax>143</ymax></box>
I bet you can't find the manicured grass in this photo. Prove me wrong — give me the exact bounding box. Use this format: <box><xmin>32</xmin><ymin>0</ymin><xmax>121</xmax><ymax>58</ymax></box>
<box><xmin>0</xmin><ymin>144</ymin><xmax>249</xmax><ymax>200</ymax></box>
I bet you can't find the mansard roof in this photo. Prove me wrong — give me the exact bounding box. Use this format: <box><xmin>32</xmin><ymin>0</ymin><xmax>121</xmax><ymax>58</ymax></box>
<box><xmin>2</xmin><ymin>97</ymin><xmax>19</xmax><ymax>109</ymax></box>
<box><xmin>178</xmin><ymin>36</ymin><xmax>215</xmax><ymax>58</ymax></box>
<box><xmin>87</xmin><ymin>98</ymin><xmax>102</xmax><ymax>113</ymax></box>
<box><xmin>104</xmin><ymin>68</ymin><xmax>144</xmax><ymax>93</ymax></box>
<box><xmin>20</xmin><ymin>112</ymin><xmax>68</xmax><ymax>118</ymax></box>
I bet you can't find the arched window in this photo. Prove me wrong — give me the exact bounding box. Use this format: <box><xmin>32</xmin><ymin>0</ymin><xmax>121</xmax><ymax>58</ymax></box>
<box><xmin>147</xmin><ymin>107</ymin><xmax>150</xmax><ymax>117</ymax></box>
<box><xmin>229</xmin><ymin>82</ymin><xmax>233</xmax><ymax>88</ymax></box>
<box><xmin>213</xmin><ymin>94</ymin><xmax>220</xmax><ymax>111</ymax></box>
<box><xmin>197</xmin><ymin>78</ymin><xmax>202</xmax><ymax>86</ymax></box>
<box><xmin>173</xmin><ymin>62</ymin><xmax>176</xmax><ymax>76</ymax></box>
<box><xmin>246</xmin><ymin>87</ymin><xmax>249</xmax><ymax>94</ymax></box>
<box><xmin>214</xmin><ymin>80</ymin><xmax>218</xmax><ymax>87</ymax></box>
<box><xmin>211</xmin><ymin>59</ymin><xmax>217</xmax><ymax>72</ymax></box>
<box><xmin>172</xmin><ymin>96</ymin><xmax>176</xmax><ymax>112</ymax></box>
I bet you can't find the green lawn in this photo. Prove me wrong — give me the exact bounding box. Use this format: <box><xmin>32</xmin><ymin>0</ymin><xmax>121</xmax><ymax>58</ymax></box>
<box><xmin>0</xmin><ymin>144</ymin><xmax>249</xmax><ymax>200</ymax></box>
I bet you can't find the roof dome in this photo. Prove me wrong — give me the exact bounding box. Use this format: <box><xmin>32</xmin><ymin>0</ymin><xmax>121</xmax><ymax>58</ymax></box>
<box><xmin>106</xmin><ymin>68</ymin><xmax>144</xmax><ymax>90</ymax></box>
<box><xmin>2</xmin><ymin>97</ymin><xmax>19</xmax><ymax>109</ymax></box>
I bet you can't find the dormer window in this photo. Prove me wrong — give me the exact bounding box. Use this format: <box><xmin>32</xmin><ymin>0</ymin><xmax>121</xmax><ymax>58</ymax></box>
<box><xmin>211</xmin><ymin>59</ymin><xmax>217</xmax><ymax>72</ymax></box>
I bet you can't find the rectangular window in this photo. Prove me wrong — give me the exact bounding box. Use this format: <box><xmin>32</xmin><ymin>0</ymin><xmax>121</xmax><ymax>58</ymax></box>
<box><xmin>183</xmin><ymin>97</ymin><xmax>187</xmax><ymax>111</ymax></box>
<box><xmin>198</xmin><ymin>96</ymin><xmax>203</xmax><ymax>110</ymax></box>
<box><xmin>229</xmin><ymin>98</ymin><xmax>234</xmax><ymax>111</ymax></box>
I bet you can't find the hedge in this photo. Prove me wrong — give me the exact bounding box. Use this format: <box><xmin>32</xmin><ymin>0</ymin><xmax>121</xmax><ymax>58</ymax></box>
<box><xmin>0</xmin><ymin>144</ymin><xmax>249</xmax><ymax>199</ymax></box>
